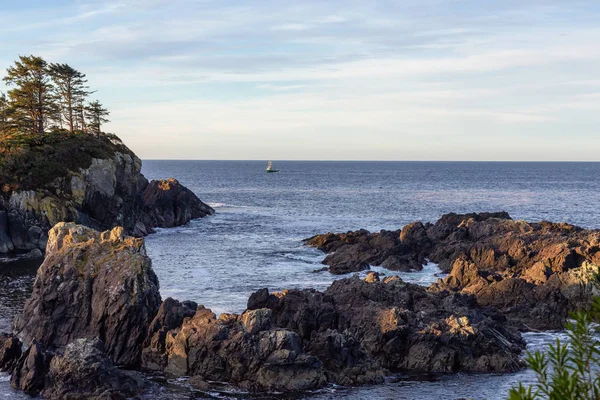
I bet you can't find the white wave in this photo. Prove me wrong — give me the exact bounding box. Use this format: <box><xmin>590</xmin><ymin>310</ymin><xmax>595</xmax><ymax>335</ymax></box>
<box><xmin>207</xmin><ymin>202</ymin><xmax>252</xmax><ymax>209</ymax></box>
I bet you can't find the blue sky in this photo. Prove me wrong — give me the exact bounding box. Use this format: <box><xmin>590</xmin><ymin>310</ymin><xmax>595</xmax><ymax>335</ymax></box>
<box><xmin>1</xmin><ymin>0</ymin><xmax>599</xmax><ymax>160</ymax></box>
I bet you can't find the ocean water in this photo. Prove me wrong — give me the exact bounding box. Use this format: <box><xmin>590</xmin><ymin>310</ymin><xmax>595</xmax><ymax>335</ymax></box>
<box><xmin>1</xmin><ymin>161</ymin><xmax>599</xmax><ymax>399</ymax></box>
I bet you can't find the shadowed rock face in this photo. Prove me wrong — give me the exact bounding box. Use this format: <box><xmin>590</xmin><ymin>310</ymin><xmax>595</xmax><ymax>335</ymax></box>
<box><xmin>12</xmin><ymin>222</ymin><xmax>162</xmax><ymax>367</ymax></box>
<box><xmin>141</xmin><ymin>275</ymin><xmax>524</xmax><ymax>393</ymax></box>
<box><xmin>248</xmin><ymin>275</ymin><xmax>524</xmax><ymax>375</ymax></box>
<box><xmin>41</xmin><ymin>338</ymin><xmax>144</xmax><ymax>400</ymax></box>
<box><xmin>140</xmin><ymin>178</ymin><xmax>214</xmax><ymax>229</ymax></box>
<box><xmin>307</xmin><ymin>212</ymin><xmax>600</xmax><ymax>330</ymax></box>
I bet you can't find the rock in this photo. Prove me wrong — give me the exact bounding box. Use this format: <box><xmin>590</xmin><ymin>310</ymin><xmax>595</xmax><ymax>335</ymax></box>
<box><xmin>364</xmin><ymin>271</ymin><xmax>380</xmax><ymax>283</ymax></box>
<box><xmin>158</xmin><ymin>306</ymin><xmax>327</xmax><ymax>392</ymax></box>
<box><xmin>247</xmin><ymin>276</ymin><xmax>524</xmax><ymax>376</ymax></box>
<box><xmin>307</xmin><ymin>212</ymin><xmax>600</xmax><ymax>331</ymax></box>
<box><xmin>0</xmin><ymin>135</ymin><xmax>213</xmax><ymax>258</ymax></box>
<box><xmin>41</xmin><ymin>338</ymin><xmax>145</xmax><ymax>400</ymax></box>
<box><xmin>141</xmin><ymin>178</ymin><xmax>214</xmax><ymax>228</ymax></box>
<box><xmin>10</xmin><ymin>342</ymin><xmax>53</xmax><ymax>395</ymax></box>
<box><xmin>13</xmin><ymin>223</ymin><xmax>162</xmax><ymax>367</ymax></box>
<box><xmin>142</xmin><ymin>297</ymin><xmax>198</xmax><ymax>371</ymax></box>
<box><xmin>0</xmin><ymin>333</ymin><xmax>22</xmax><ymax>373</ymax></box>
<box><xmin>306</xmin><ymin>227</ymin><xmax>430</xmax><ymax>274</ymax></box>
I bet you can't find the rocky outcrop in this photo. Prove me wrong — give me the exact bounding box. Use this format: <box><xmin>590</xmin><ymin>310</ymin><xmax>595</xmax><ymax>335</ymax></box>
<box><xmin>307</xmin><ymin>212</ymin><xmax>600</xmax><ymax>330</ymax></box>
<box><xmin>1</xmin><ymin>335</ymin><xmax>144</xmax><ymax>399</ymax></box>
<box><xmin>248</xmin><ymin>275</ymin><xmax>524</xmax><ymax>375</ymax></box>
<box><xmin>142</xmin><ymin>275</ymin><xmax>524</xmax><ymax>392</ymax></box>
<box><xmin>139</xmin><ymin>178</ymin><xmax>214</xmax><ymax>230</ymax></box>
<box><xmin>41</xmin><ymin>338</ymin><xmax>145</xmax><ymax>400</ymax></box>
<box><xmin>160</xmin><ymin>306</ymin><xmax>328</xmax><ymax>392</ymax></box>
<box><xmin>0</xmin><ymin>136</ymin><xmax>213</xmax><ymax>258</ymax></box>
<box><xmin>141</xmin><ymin>297</ymin><xmax>198</xmax><ymax>371</ymax></box>
<box><xmin>5</xmin><ymin>220</ymin><xmax>529</xmax><ymax>397</ymax></box>
<box><xmin>12</xmin><ymin>223</ymin><xmax>162</xmax><ymax>367</ymax></box>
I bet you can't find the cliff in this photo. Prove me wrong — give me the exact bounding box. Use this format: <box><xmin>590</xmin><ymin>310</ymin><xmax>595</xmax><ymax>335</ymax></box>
<box><xmin>0</xmin><ymin>132</ymin><xmax>213</xmax><ymax>256</ymax></box>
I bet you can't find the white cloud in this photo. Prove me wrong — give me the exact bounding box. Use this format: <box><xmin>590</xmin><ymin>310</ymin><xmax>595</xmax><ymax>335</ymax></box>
<box><xmin>1</xmin><ymin>0</ymin><xmax>599</xmax><ymax>160</ymax></box>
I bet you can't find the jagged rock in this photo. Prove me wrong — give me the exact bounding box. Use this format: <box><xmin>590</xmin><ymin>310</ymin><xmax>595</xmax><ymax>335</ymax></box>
<box><xmin>248</xmin><ymin>276</ymin><xmax>524</xmax><ymax>375</ymax></box>
<box><xmin>161</xmin><ymin>306</ymin><xmax>327</xmax><ymax>392</ymax></box>
<box><xmin>142</xmin><ymin>297</ymin><xmax>197</xmax><ymax>371</ymax></box>
<box><xmin>0</xmin><ymin>333</ymin><xmax>22</xmax><ymax>372</ymax></box>
<box><xmin>307</xmin><ymin>212</ymin><xmax>600</xmax><ymax>330</ymax></box>
<box><xmin>13</xmin><ymin>223</ymin><xmax>162</xmax><ymax>366</ymax></box>
<box><xmin>305</xmin><ymin>227</ymin><xmax>430</xmax><ymax>274</ymax></box>
<box><xmin>10</xmin><ymin>342</ymin><xmax>53</xmax><ymax>395</ymax></box>
<box><xmin>140</xmin><ymin>178</ymin><xmax>214</xmax><ymax>228</ymax></box>
<box><xmin>41</xmin><ymin>338</ymin><xmax>145</xmax><ymax>400</ymax></box>
<box><xmin>364</xmin><ymin>271</ymin><xmax>380</xmax><ymax>283</ymax></box>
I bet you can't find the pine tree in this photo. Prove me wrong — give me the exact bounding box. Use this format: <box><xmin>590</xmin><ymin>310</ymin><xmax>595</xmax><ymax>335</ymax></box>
<box><xmin>49</xmin><ymin>63</ymin><xmax>92</xmax><ymax>133</ymax></box>
<box><xmin>0</xmin><ymin>92</ymin><xmax>13</xmax><ymax>138</ymax></box>
<box><xmin>85</xmin><ymin>100</ymin><xmax>110</xmax><ymax>137</ymax></box>
<box><xmin>3</xmin><ymin>55</ymin><xmax>56</xmax><ymax>135</ymax></box>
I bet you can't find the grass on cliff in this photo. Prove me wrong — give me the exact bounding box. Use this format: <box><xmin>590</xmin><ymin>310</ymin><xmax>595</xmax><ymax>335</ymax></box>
<box><xmin>0</xmin><ymin>131</ymin><xmax>135</xmax><ymax>195</ymax></box>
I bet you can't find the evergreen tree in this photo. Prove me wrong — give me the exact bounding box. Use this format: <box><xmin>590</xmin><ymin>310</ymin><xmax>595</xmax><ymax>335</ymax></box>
<box><xmin>0</xmin><ymin>92</ymin><xmax>13</xmax><ymax>138</ymax></box>
<box><xmin>85</xmin><ymin>100</ymin><xmax>110</xmax><ymax>137</ymax></box>
<box><xmin>49</xmin><ymin>63</ymin><xmax>92</xmax><ymax>133</ymax></box>
<box><xmin>3</xmin><ymin>55</ymin><xmax>56</xmax><ymax>134</ymax></box>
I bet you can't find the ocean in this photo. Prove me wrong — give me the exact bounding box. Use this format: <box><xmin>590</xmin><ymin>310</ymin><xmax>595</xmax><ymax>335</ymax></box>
<box><xmin>1</xmin><ymin>161</ymin><xmax>599</xmax><ymax>399</ymax></box>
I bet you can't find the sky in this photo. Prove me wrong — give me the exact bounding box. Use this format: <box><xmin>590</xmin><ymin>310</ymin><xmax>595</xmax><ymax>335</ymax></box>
<box><xmin>0</xmin><ymin>0</ymin><xmax>599</xmax><ymax>161</ymax></box>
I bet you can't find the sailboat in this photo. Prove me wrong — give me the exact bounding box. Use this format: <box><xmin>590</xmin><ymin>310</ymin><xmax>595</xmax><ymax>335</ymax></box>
<box><xmin>266</xmin><ymin>160</ymin><xmax>279</xmax><ymax>173</ymax></box>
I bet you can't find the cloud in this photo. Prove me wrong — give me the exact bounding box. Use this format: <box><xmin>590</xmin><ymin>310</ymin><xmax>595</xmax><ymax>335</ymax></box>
<box><xmin>0</xmin><ymin>0</ymin><xmax>599</xmax><ymax>160</ymax></box>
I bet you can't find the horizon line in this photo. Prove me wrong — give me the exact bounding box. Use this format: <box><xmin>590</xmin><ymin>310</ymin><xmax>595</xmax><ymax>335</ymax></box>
<box><xmin>141</xmin><ymin>159</ymin><xmax>600</xmax><ymax>163</ymax></box>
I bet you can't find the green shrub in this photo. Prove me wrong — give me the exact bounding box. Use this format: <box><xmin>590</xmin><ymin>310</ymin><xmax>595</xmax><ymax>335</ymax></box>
<box><xmin>0</xmin><ymin>131</ymin><xmax>134</xmax><ymax>194</ymax></box>
<box><xmin>509</xmin><ymin>297</ymin><xmax>600</xmax><ymax>400</ymax></box>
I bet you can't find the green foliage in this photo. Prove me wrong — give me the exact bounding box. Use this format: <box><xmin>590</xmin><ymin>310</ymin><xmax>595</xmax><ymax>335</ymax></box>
<box><xmin>85</xmin><ymin>100</ymin><xmax>110</xmax><ymax>137</ymax></box>
<box><xmin>3</xmin><ymin>55</ymin><xmax>56</xmax><ymax>135</ymax></box>
<box><xmin>0</xmin><ymin>131</ymin><xmax>134</xmax><ymax>194</ymax></box>
<box><xmin>508</xmin><ymin>297</ymin><xmax>600</xmax><ymax>400</ymax></box>
<box><xmin>1</xmin><ymin>55</ymin><xmax>109</xmax><ymax>137</ymax></box>
<box><xmin>48</xmin><ymin>63</ymin><xmax>93</xmax><ymax>133</ymax></box>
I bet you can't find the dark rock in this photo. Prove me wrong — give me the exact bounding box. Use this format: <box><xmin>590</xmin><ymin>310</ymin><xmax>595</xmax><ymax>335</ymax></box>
<box><xmin>243</xmin><ymin>277</ymin><xmax>524</xmax><ymax>380</ymax></box>
<box><xmin>10</xmin><ymin>342</ymin><xmax>53</xmax><ymax>395</ymax></box>
<box><xmin>41</xmin><ymin>338</ymin><xmax>145</xmax><ymax>400</ymax></box>
<box><xmin>142</xmin><ymin>297</ymin><xmax>198</xmax><ymax>371</ymax></box>
<box><xmin>13</xmin><ymin>223</ymin><xmax>162</xmax><ymax>367</ymax></box>
<box><xmin>306</xmin><ymin>211</ymin><xmax>600</xmax><ymax>331</ymax></box>
<box><xmin>141</xmin><ymin>178</ymin><xmax>214</xmax><ymax>228</ymax></box>
<box><xmin>0</xmin><ymin>333</ymin><xmax>22</xmax><ymax>373</ymax></box>
<box><xmin>160</xmin><ymin>306</ymin><xmax>328</xmax><ymax>392</ymax></box>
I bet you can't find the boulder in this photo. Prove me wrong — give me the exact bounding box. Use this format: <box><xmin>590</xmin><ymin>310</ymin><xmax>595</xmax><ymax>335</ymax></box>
<box><xmin>161</xmin><ymin>306</ymin><xmax>327</xmax><ymax>392</ymax></box>
<box><xmin>13</xmin><ymin>223</ymin><xmax>162</xmax><ymax>367</ymax></box>
<box><xmin>141</xmin><ymin>178</ymin><xmax>214</xmax><ymax>228</ymax></box>
<box><xmin>41</xmin><ymin>338</ymin><xmax>145</xmax><ymax>400</ymax></box>
<box><xmin>141</xmin><ymin>297</ymin><xmax>198</xmax><ymax>371</ymax></box>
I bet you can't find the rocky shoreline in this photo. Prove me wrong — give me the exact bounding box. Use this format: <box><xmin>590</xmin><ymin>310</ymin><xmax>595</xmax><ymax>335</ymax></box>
<box><xmin>306</xmin><ymin>212</ymin><xmax>600</xmax><ymax>331</ymax></box>
<box><xmin>0</xmin><ymin>211</ymin><xmax>598</xmax><ymax>398</ymax></box>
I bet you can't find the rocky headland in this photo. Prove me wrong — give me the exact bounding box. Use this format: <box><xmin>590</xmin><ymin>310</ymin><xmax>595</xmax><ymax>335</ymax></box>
<box><xmin>0</xmin><ymin>133</ymin><xmax>213</xmax><ymax>258</ymax></box>
<box><xmin>1</xmin><ymin>221</ymin><xmax>527</xmax><ymax>398</ymax></box>
<box><xmin>306</xmin><ymin>212</ymin><xmax>600</xmax><ymax>330</ymax></box>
